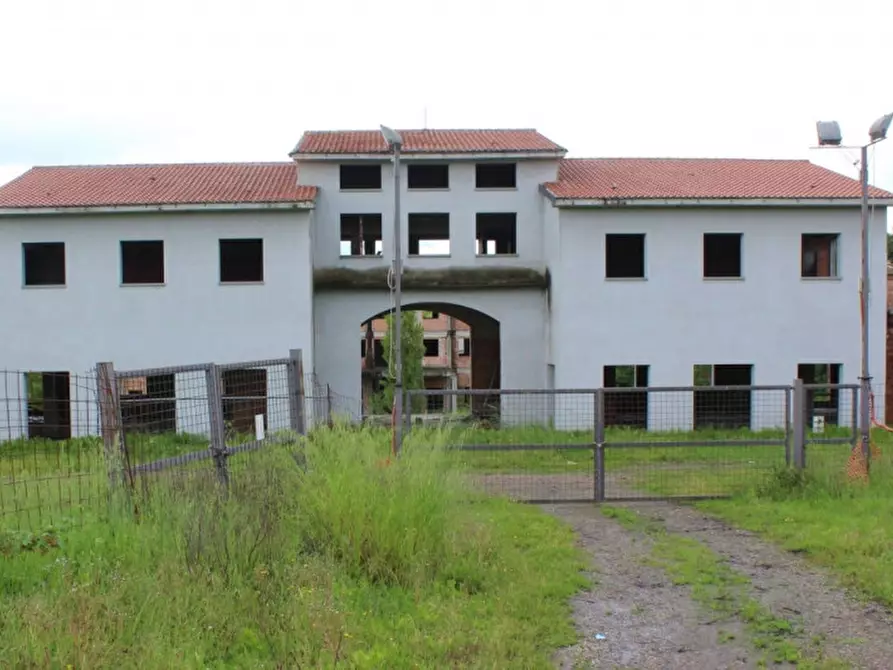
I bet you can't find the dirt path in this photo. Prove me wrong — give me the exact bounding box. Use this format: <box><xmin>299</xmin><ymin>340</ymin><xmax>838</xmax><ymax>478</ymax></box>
<box><xmin>547</xmin><ymin>504</ymin><xmax>755</xmax><ymax>670</ymax></box>
<box><xmin>633</xmin><ymin>503</ymin><xmax>893</xmax><ymax>670</ymax></box>
<box><xmin>547</xmin><ymin>501</ymin><xmax>893</xmax><ymax>670</ymax></box>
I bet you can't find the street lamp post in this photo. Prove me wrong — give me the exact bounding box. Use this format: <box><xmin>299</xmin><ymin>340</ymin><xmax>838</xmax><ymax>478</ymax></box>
<box><xmin>815</xmin><ymin>112</ymin><xmax>892</xmax><ymax>472</ymax></box>
<box><xmin>380</xmin><ymin>124</ymin><xmax>404</xmax><ymax>454</ymax></box>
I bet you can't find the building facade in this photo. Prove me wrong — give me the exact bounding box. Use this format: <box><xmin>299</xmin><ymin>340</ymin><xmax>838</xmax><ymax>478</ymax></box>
<box><xmin>0</xmin><ymin>129</ymin><xmax>889</xmax><ymax>437</ymax></box>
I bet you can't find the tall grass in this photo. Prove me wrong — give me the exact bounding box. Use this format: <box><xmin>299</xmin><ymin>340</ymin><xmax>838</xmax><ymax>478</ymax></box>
<box><xmin>0</xmin><ymin>425</ymin><xmax>587</xmax><ymax>668</ymax></box>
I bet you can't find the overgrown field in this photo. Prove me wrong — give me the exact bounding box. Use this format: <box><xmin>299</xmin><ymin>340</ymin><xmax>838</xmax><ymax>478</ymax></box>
<box><xmin>0</xmin><ymin>427</ymin><xmax>588</xmax><ymax>668</ymax></box>
<box><xmin>1</xmin><ymin>421</ymin><xmax>858</xmax><ymax>526</ymax></box>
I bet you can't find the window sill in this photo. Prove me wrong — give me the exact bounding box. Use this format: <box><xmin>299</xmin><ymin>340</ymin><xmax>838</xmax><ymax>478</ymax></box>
<box><xmin>605</xmin><ymin>277</ymin><xmax>647</xmax><ymax>281</ymax></box>
<box><xmin>409</xmin><ymin>254</ymin><xmax>451</xmax><ymax>259</ymax></box>
<box><xmin>474</xmin><ymin>187</ymin><xmax>518</xmax><ymax>192</ymax></box>
<box><xmin>475</xmin><ymin>253</ymin><xmax>519</xmax><ymax>258</ymax></box>
<box><xmin>703</xmin><ymin>276</ymin><xmax>744</xmax><ymax>281</ymax></box>
<box><xmin>22</xmin><ymin>284</ymin><xmax>66</xmax><ymax>289</ymax></box>
<box><xmin>121</xmin><ymin>282</ymin><xmax>166</xmax><ymax>288</ymax></box>
<box><xmin>407</xmin><ymin>188</ymin><xmax>450</xmax><ymax>192</ymax></box>
<box><xmin>339</xmin><ymin>188</ymin><xmax>383</xmax><ymax>193</ymax></box>
<box><xmin>219</xmin><ymin>281</ymin><xmax>265</xmax><ymax>286</ymax></box>
<box><xmin>340</xmin><ymin>255</ymin><xmax>384</xmax><ymax>260</ymax></box>
<box><xmin>801</xmin><ymin>276</ymin><xmax>842</xmax><ymax>281</ymax></box>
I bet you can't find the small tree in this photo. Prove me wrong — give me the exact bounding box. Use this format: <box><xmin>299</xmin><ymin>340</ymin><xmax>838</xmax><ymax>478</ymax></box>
<box><xmin>371</xmin><ymin>311</ymin><xmax>426</xmax><ymax>413</ymax></box>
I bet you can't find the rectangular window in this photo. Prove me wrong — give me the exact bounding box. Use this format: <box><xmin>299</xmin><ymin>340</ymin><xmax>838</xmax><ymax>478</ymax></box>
<box><xmin>408</xmin><ymin>213</ymin><xmax>450</xmax><ymax>256</ymax></box>
<box><xmin>422</xmin><ymin>311</ymin><xmax>440</xmax><ymax>319</ymax></box>
<box><xmin>119</xmin><ymin>373</ymin><xmax>176</xmax><ymax>433</ymax></box>
<box><xmin>408</xmin><ymin>164</ymin><xmax>449</xmax><ymax>189</ymax></box>
<box><xmin>221</xmin><ymin>368</ymin><xmax>268</xmax><ymax>435</ymax></box>
<box><xmin>703</xmin><ymin>233</ymin><xmax>742</xmax><ymax>278</ymax></box>
<box><xmin>692</xmin><ymin>364</ymin><xmax>753</xmax><ymax>429</ymax></box>
<box><xmin>797</xmin><ymin>363</ymin><xmax>842</xmax><ymax>426</ymax></box>
<box><xmin>339</xmin><ymin>164</ymin><xmax>382</xmax><ymax>190</ymax></box>
<box><xmin>476</xmin><ymin>163</ymin><xmax>516</xmax><ymax>188</ymax></box>
<box><xmin>476</xmin><ymin>213</ymin><xmax>517</xmax><ymax>255</ymax></box>
<box><xmin>427</xmin><ymin>393</ymin><xmax>445</xmax><ymax>413</ymax></box>
<box><xmin>23</xmin><ymin>242</ymin><xmax>66</xmax><ymax>286</ymax></box>
<box><xmin>605</xmin><ymin>234</ymin><xmax>645</xmax><ymax>278</ymax></box>
<box><xmin>121</xmin><ymin>240</ymin><xmax>165</xmax><ymax>285</ymax></box>
<box><xmin>801</xmin><ymin>233</ymin><xmax>839</xmax><ymax>278</ymax></box>
<box><xmin>458</xmin><ymin>337</ymin><xmax>470</xmax><ymax>356</ymax></box>
<box><xmin>219</xmin><ymin>238</ymin><xmax>263</xmax><ymax>283</ymax></box>
<box><xmin>603</xmin><ymin>365</ymin><xmax>649</xmax><ymax>428</ymax></box>
<box><xmin>423</xmin><ymin>339</ymin><xmax>439</xmax><ymax>357</ymax></box>
<box><xmin>340</xmin><ymin>214</ymin><xmax>383</xmax><ymax>257</ymax></box>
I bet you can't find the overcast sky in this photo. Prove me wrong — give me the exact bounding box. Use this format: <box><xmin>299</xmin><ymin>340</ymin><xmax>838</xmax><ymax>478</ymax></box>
<box><xmin>1</xmin><ymin>0</ymin><xmax>891</xmax><ymax>201</ymax></box>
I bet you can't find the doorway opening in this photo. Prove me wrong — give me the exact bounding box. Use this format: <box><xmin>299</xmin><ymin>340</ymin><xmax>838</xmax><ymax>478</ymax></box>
<box><xmin>359</xmin><ymin>303</ymin><xmax>500</xmax><ymax>421</ymax></box>
<box><xmin>25</xmin><ymin>371</ymin><xmax>71</xmax><ymax>440</ymax></box>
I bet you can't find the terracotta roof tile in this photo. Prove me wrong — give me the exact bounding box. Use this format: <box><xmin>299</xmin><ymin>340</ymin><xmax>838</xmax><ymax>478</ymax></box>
<box><xmin>0</xmin><ymin>162</ymin><xmax>316</xmax><ymax>209</ymax></box>
<box><xmin>545</xmin><ymin>158</ymin><xmax>893</xmax><ymax>201</ymax></box>
<box><xmin>291</xmin><ymin>128</ymin><xmax>566</xmax><ymax>156</ymax></box>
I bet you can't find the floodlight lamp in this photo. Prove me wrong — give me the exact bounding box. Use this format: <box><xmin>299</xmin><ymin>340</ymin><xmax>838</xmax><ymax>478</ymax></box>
<box><xmin>869</xmin><ymin>113</ymin><xmax>893</xmax><ymax>143</ymax></box>
<box><xmin>816</xmin><ymin>120</ymin><xmax>843</xmax><ymax>146</ymax></box>
<box><xmin>380</xmin><ymin>124</ymin><xmax>403</xmax><ymax>149</ymax></box>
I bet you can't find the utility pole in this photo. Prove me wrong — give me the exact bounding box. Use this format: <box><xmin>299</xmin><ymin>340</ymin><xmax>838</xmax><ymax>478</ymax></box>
<box><xmin>381</xmin><ymin>125</ymin><xmax>404</xmax><ymax>454</ymax></box>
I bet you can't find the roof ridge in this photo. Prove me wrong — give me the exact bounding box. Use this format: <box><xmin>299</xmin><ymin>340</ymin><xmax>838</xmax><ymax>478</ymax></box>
<box><xmin>300</xmin><ymin>127</ymin><xmax>541</xmax><ymax>135</ymax></box>
<box><xmin>29</xmin><ymin>161</ymin><xmax>295</xmax><ymax>170</ymax></box>
<box><xmin>561</xmin><ymin>156</ymin><xmax>810</xmax><ymax>163</ymax></box>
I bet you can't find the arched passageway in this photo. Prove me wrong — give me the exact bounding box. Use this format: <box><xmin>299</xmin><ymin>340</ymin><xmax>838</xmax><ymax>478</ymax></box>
<box><xmin>359</xmin><ymin>302</ymin><xmax>500</xmax><ymax>419</ymax></box>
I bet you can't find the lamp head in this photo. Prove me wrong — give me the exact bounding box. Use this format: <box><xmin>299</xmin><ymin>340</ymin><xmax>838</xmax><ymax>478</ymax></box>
<box><xmin>816</xmin><ymin>120</ymin><xmax>843</xmax><ymax>146</ymax></box>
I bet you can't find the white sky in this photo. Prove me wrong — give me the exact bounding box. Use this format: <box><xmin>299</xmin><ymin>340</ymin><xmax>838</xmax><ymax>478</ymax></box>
<box><xmin>1</xmin><ymin>0</ymin><xmax>891</xmax><ymax>209</ymax></box>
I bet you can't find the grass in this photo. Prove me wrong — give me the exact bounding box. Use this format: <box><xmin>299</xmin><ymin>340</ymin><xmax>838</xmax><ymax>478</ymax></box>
<box><xmin>601</xmin><ymin>505</ymin><xmax>848</xmax><ymax>669</ymax></box>
<box><xmin>0</xmin><ymin>425</ymin><xmax>589</xmax><ymax>669</ymax></box>
<box><xmin>694</xmin><ymin>428</ymin><xmax>893</xmax><ymax>609</ymax></box>
<box><xmin>2</xmin><ymin>420</ymin><xmax>857</xmax><ymax>527</ymax></box>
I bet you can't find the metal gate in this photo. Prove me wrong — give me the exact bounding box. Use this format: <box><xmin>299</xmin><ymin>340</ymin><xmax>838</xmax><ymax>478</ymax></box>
<box><xmin>406</xmin><ymin>383</ymin><xmax>859</xmax><ymax>503</ymax></box>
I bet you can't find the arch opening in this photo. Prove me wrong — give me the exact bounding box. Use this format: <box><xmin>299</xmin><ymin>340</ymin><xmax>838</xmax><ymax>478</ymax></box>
<box><xmin>358</xmin><ymin>302</ymin><xmax>501</xmax><ymax>421</ymax></box>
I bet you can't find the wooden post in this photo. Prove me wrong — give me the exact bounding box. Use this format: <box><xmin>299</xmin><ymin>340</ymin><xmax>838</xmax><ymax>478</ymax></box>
<box><xmin>287</xmin><ymin>349</ymin><xmax>306</xmax><ymax>435</ymax></box>
<box><xmin>96</xmin><ymin>362</ymin><xmax>123</xmax><ymax>487</ymax></box>
<box><xmin>205</xmin><ymin>364</ymin><xmax>229</xmax><ymax>488</ymax></box>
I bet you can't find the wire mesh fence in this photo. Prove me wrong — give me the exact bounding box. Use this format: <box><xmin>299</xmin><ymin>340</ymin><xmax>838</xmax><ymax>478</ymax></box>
<box><xmin>0</xmin><ymin>349</ymin><xmax>340</xmax><ymax>531</ymax></box>
<box><xmin>0</xmin><ymin>369</ymin><xmax>107</xmax><ymax>530</ymax></box>
<box><xmin>407</xmin><ymin>382</ymin><xmax>863</xmax><ymax>503</ymax></box>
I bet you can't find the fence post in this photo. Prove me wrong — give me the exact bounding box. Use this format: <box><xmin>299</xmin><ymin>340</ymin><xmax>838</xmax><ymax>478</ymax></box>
<box><xmin>205</xmin><ymin>364</ymin><xmax>230</xmax><ymax>488</ymax></box>
<box><xmin>404</xmin><ymin>389</ymin><xmax>413</xmax><ymax>435</ymax></box>
<box><xmin>287</xmin><ymin>349</ymin><xmax>306</xmax><ymax>435</ymax></box>
<box><xmin>783</xmin><ymin>385</ymin><xmax>792</xmax><ymax>466</ymax></box>
<box><xmin>97</xmin><ymin>362</ymin><xmax>126</xmax><ymax>489</ymax></box>
<box><xmin>325</xmin><ymin>383</ymin><xmax>333</xmax><ymax>427</ymax></box>
<box><xmin>594</xmin><ymin>388</ymin><xmax>606</xmax><ymax>502</ymax></box>
<box><xmin>792</xmin><ymin>378</ymin><xmax>806</xmax><ymax>470</ymax></box>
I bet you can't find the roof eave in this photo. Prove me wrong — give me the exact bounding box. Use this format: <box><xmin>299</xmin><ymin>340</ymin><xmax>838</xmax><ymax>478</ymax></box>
<box><xmin>546</xmin><ymin>196</ymin><xmax>893</xmax><ymax>208</ymax></box>
<box><xmin>0</xmin><ymin>201</ymin><xmax>316</xmax><ymax>216</ymax></box>
<box><xmin>290</xmin><ymin>150</ymin><xmax>568</xmax><ymax>162</ymax></box>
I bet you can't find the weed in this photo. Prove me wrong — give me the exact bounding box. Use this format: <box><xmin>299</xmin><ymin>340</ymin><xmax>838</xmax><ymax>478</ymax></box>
<box><xmin>0</xmin><ymin>426</ymin><xmax>589</xmax><ymax>668</ymax></box>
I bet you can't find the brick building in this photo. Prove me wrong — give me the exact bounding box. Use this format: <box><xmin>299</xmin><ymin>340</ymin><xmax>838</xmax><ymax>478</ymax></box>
<box><xmin>361</xmin><ymin>310</ymin><xmax>472</xmax><ymax>415</ymax></box>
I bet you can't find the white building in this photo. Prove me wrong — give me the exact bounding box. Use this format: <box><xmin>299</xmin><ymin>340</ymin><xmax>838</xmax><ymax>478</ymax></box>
<box><xmin>0</xmin><ymin>128</ymin><xmax>889</xmax><ymax>436</ymax></box>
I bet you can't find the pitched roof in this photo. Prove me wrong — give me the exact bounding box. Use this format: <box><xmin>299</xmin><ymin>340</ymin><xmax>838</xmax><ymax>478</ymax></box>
<box><xmin>545</xmin><ymin>158</ymin><xmax>893</xmax><ymax>201</ymax></box>
<box><xmin>291</xmin><ymin>128</ymin><xmax>566</xmax><ymax>156</ymax></box>
<box><xmin>0</xmin><ymin>162</ymin><xmax>316</xmax><ymax>210</ymax></box>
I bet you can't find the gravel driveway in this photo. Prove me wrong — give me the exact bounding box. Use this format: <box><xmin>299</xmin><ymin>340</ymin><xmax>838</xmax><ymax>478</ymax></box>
<box><xmin>545</xmin><ymin>501</ymin><xmax>893</xmax><ymax>670</ymax></box>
